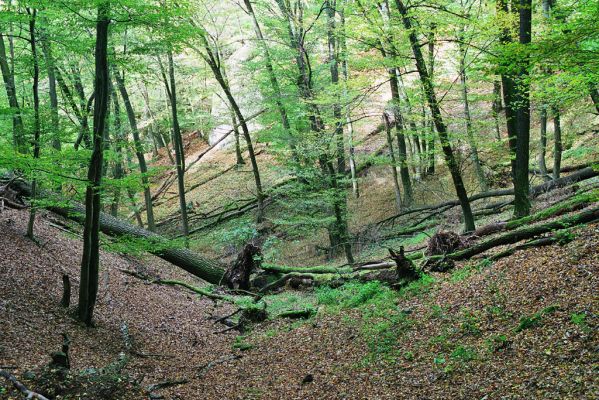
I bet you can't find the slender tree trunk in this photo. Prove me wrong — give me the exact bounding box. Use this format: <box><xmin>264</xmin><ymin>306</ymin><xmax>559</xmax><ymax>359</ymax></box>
<box><xmin>395</xmin><ymin>0</ymin><xmax>475</xmax><ymax>231</ymax></box>
<box><xmin>79</xmin><ymin>2</ymin><xmax>110</xmax><ymax>326</ymax></box>
<box><xmin>243</xmin><ymin>0</ymin><xmax>300</xmax><ymax>162</ymax></box>
<box><xmin>425</xmin><ymin>25</ymin><xmax>436</xmax><ymax>175</ymax></box>
<box><xmin>383</xmin><ymin>50</ymin><xmax>413</xmax><ymax>206</ymax></box>
<box><xmin>0</xmin><ymin>32</ymin><xmax>25</xmax><ymax>152</ymax></box>
<box><xmin>40</xmin><ymin>30</ymin><xmax>60</xmax><ymax>151</ymax></box>
<box><xmin>552</xmin><ymin>106</ymin><xmax>562</xmax><ymax>181</ymax></box>
<box><xmin>71</xmin><ymin>66</ymin><xmax>92</xmax><ymax>150</ymax></box>
<box><xmin>458</xmin><ymin>35</ymin><xmax>487</xmax><ymax>191</ymax></box>
<box><xmin>383</xmin><ymin>113</ymin><xmax>402</xmax><ymax>212</ymax></box>
<box><xmin>164</xmin><ymin>51</ymin><xmax>191</xmax><ymax>240</ymax></box>
<box><xmin>199</xmin><ymin>42</ymin><xmax>265</xmax><ymax>223</ymax></box>
<box><xmin>512</xmin><ymin>0</ymin><xmax>532</xmax><ymax>217</ymax></box>
<box><xmin>492</xmin><ymin>80</ymin><xmax>503</xmax><ymax>140</ymax></box>
<box><xmin>339</xmin><ymin>3</ymin><xmax>358</xmax><ymax>197</ymax></box>
<box><xmin>326</xmin><ymin>0</ymin><xmax>346</xmax><ymax>174</ymax></box>
<box><xmin>231</xmin><ymin>111</ymin><xmax>245</xmax><ymax>165</ymax></box>
<box><xmin>538</xmin><ymin>106</ymin><xmax>549</xmax><ymax>179</ymax></box>
<box><xmin>497</xmin><ymin>0</ymin><xmax>519</xmax><ymax>176</ymax></box>
<box><xmin>26</xmin><ymin>10</ymin><xmax>40</xmax><ymax>240</ymax></box>
<box><xmin>110</xmin><ymin>84</ymin><xmax>124</xmax><ymax>217</ymax></box>
<box><xmin>112</xmin><ymin>66</ymin><xmax>156</xmax><ymax>231</ymax></box>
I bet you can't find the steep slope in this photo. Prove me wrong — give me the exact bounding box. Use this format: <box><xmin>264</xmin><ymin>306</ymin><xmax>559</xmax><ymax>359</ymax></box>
<box><xmin>1</xmin><ymin>207</ymin><xmax>597</xmax><ymax>399</ymax></box>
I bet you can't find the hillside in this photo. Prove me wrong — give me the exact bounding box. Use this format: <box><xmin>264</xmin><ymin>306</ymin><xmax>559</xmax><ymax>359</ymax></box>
<box><xmin>1</xmin><ymin>204</ymin><xmax>597</xmax><ymax>399</ymax></box>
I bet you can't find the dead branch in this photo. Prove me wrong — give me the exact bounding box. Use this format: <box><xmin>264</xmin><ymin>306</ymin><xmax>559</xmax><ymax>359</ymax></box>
<box><xmin>0</xmin><ymin>369</ymin><xmax>50</xmax><ymax>400</ymax></box>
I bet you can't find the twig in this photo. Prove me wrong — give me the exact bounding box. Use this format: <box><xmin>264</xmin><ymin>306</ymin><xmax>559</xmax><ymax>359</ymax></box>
<box><xmin>197</xmin><ymin>354</ymin><xmax>242</xmax><ymax>378</ymax></box>
<box><xmin>0</xmin><ymin>370</ymin><xmax>50</xmax><ymax>400</ymax></box>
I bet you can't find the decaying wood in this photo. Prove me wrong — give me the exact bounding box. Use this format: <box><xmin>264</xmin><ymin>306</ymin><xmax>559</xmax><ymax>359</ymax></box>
<box><xmin>426</xmin><ymin>206</ymin><xmax>599</xmax><ymax>267</ymax></box>
<box><xmin>197</xmin><ymin>355</ymin><xmax>242</xmax><ymax>378</ymax></box>
<box><xmin>0</xmin><ymin>369</ymin><xmax>50</xmax><ymax>400</ymax></box>
<box><xmin>223</xmin><ymin>243</ymin><xmax>261</xmax><ymax>290</ymax></box>
<box><xmin>60</xmin><ymin>274</ymin><xmax>71</xmax><ymax>307</ymax></box>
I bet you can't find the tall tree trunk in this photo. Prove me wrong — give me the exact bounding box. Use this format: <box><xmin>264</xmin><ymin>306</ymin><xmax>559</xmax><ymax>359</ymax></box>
<box><xmin>458</xmin><ymin>35</ymin><xmax>487</xmax><ymax>191</ymax></box>
<box><xmin>40</xmin><ymin>30</ymin><xmax>60</xmax><ymax>151</ymax></box>
<box><xmin>497</xmin><ymin>0</ymin><xmax>518</xmax><ymax>175</ymax></box>
<box><xmin>383</xmin><ymin>113</ymin><xmax>403</xmax><ymax>212</ymax></box>
<box><xmin>112</xmin><ymin>65</ymin><xmax>156</xmax><ymax>231</ymax></box>
<box><xmin>71</xmin><ymin>66</ymin><xmax>92</xmax><ymax>150</ymax></box>
<box><xmin>242</xmin><ymin>0</ymin><xmax>299</xmax><ymax>162</ymax></box>
<box><xmin>512</xmin><ymin>0</ymin><xmax>532</xmax><ymax>217</ymax></box>
<box><xmin>110</xmin><ymin>84</ymin><xmax>124</xmax><ymax>217</ymax></box>
<box><xmin>538</xmin><ymin>106</ymin><xmax>549</xmax><ymax>179</ymax></box>
<box><xmin>79</xmin><ymin>1</ymin><xmax>110</xmax><ymax>326</ymax></box>
<box><xmin>231</xmin><ymin>111</ymin><xmax>245</xmax><ymax>165</ymax></box>
<box><xmin>339</xmin><ymin>2</ymin><xmax>359</xmax><ymax>197</ymax></box>
<box><xmin>326</xmin><ymin>0</ymin><xmax>346</xmax><ymax>174</ymax></box>
<box><xmin>395</xmin><ymin>0</ymin><xmax>475</xmax><ymax>232</ymax></box>
<box><xmin>425</xmin><ymin>25</ymin><xmax>436</xmax><ymax>175</ymax></box>
<box><xmin>552</xmin><ymin>106</ymin><xmax>562</xmax><ymax>181</ymax></box>
<box><xmin>198</xmin><ymin>41</ymin><xmax>265</xmax><ymax>223</ymax></box>
<box><xmin>0</xmin><ymin>32</ymin><xmax>25</xmax><ymax>152</ymax></box>
<box><xmin>26</xmin><ymin>10</ymin><xmax>40</xmax><ymax>240</ymax></box>
<box><xmin>381</xmin><ymin>47</ymin><xmax>413</xmax><ymax>206</ymax></box>
<box><xmin>165</xmin><ymin>51</ymin><xmax>190</xmax><ymax>239</ymax></box>
<box><xmin>492</xmin><ymin>80</ymin><xmax>503</xmax><ymax>140</ymax></box>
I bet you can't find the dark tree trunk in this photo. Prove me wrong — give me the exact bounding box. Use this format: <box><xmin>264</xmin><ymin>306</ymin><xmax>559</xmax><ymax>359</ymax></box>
<box><xmin>0</xmin><ymin>32</ymin><xmax>25</xmax><ymax>152</ymax></box>
<box><xmin>492</xmin><ymin>80</ymin><xmax>503</xmax><ymax>140</ymax></box>
<box><xmin>552</xmin><ymin>106</ymin><xmax>562</xmax><ymax>180</ymax></box>
<box><xmin>40</xmin><ymin>30</ymin><xmax>60</xmax><ymax>151</ymax></box>
<box><xmin>458</xmin><ymin>34</ymin><xmax>487</xmax><ymax>191</ymax></box>
<box><xmin>110</xmin><ymin>84</ymin><xmax>124</xmax><ymax>217</ymax></box>
<box><xmin>198</xmin><ymin>39</ymin><xmax>265</xmax><ymax>223</ymax></box>
<box><xmin>26</xmin><ymin>10</ymin><xmax>40</xmax><ymax>240</ymax></box>
<box><xmin>166</xmin><ymin>51</ymin><xmax>190</xmax><ymax>239</ymax></box>
<box><xmin>538</xmin><ymin>107</ymin><xmax>549</xmax><ymax>179</ymax></box>
<box><xmin>497</xmin><ymin>0</ymin><xmax>518</xmax><ymax>174</ymax></box>
<box><xmin>326</xmin><ymin>0</ymin><xmax>346</xmax><ymax>174</ymax></box>
<box><xmin>512</xmin><ymin>0</ymin><xmax>532</xmax><ymax>217</ymax></box>
<box><xmin>383</xmin><ymin>113</ymin><xmax>403</xmax><ymax>212</ymax></box>
<box><xmin>113</xmin><ymin>65</ymin><xmax>156</xmax><ymax>231</ymax></box>
<box><xmin>78</xmin><ymin>2</ymin><xmax>110</xmax><ymax>326</ymax></box>
<box><xmin>394</xmin><ymin>0</ymin><xmax>475</xmax><ymax>232</ymax></box>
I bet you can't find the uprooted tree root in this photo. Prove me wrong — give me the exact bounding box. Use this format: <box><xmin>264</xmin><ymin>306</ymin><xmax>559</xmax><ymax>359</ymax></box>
<box><xmin>426</xmin><ymin>231</ymin><xmax>467</xmax><ymax>256</ymax></box>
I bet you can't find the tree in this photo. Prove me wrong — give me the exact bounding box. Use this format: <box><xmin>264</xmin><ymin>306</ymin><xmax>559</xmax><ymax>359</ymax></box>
<box><xmin>78</xmin><ymin>1</ymin><xmax>110</xmax><ymax>326</ymax></box>
<box><xmin>394</xmin><ymin>0</ymin><xmax>475</xmax><ymax>232</ymax></box>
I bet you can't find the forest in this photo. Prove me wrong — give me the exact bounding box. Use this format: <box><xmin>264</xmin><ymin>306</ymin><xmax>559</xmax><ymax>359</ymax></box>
<box><xmin>0</xmin><ymin>0</ymin><xmax>597</xmax><ymax>398</ymax></box>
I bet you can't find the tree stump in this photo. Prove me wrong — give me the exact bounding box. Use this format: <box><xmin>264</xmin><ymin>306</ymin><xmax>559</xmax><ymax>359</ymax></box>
<box><xmin>223</xmin><ymin>243</ymin><xmax>261</xmax><ymax>290</ymax></box>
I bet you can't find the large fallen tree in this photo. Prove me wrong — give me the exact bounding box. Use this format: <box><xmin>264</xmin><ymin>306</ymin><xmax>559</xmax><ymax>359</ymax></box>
<box><xmin>11</xmin><ymin>180</ymin><xmax>226</xmax><ymax>284</ymax></box>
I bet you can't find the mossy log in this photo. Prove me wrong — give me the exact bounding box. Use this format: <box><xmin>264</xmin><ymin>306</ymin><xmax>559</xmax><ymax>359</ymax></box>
<box><xmin>444</xmin><ymin>206</ymin><xmax>599</xmax><ymax>262</ymax></box>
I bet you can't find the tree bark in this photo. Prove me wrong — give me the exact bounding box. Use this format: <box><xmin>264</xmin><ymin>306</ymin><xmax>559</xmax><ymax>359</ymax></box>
<box><xmin>40</xmin><ymin>29</ymin><xmax>61</xmax><ymax>151</ymax></box>
<box><xmin>538</xmin><ymin>106</ymin><xmax>549</xmax><ymax>179</ymax></box>
<box><xmin>552</xmin><ymin>106</ymin><xmax>562</xmax><ymax>181</ymax></box>
<box><xmin>26</xmin><ymin>10</ymin><xmax>40</xmax><ymax>240</ymax></box>
<box><xmin>0</xmin><ymin>32</ymin><xmax>25</xmax><ymax>152</ymax></box>
<box><xmin>78</xmin><ymin>2</ymin><xmax>110</xmax><ymax>326</ymax></box>
<box><xmin>166</xmin><ymin>51</ymin><xmax>190</xmax><ymax>239</ymax></box>
<box><xmin>112</xmin><ymin>65</ymin><xmax>156</xmax><ymax>231</ymax></box>
<box><xmin>383</xmin><ymin>112</ymin><xmax>403</xmax><ymax>212</ymax></box>
<box><xmin>458</xmin><ymin>33</ymin><xmax>487</xmax><ymax>191</ymax></box>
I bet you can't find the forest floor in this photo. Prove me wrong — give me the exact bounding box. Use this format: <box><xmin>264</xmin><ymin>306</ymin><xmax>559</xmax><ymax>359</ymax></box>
<box><xmin>1</xmin><ymin>205</ymin><xmax>597</xmax><ymax>399</ymax></box>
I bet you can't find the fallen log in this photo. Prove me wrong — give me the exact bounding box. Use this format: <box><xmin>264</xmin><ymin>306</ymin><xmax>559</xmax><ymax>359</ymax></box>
<box><xmin>0</xmin><ymin>370</ymin><xmax>50</xmax><ymax>400</ymax></box>
<box><xmin>444</xmin><ymin>206</ymin><xmax>599</xmax><ymax>262</ymax></box>
<box><xmin>377</xmin><ymin>167</ymin><xmax>598</xmax><ymax>227</ymax></box>
<box><xmin>11</xmin><ymin>180</ymin><xmax>226</xmax><ymax>284</ymax></box>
